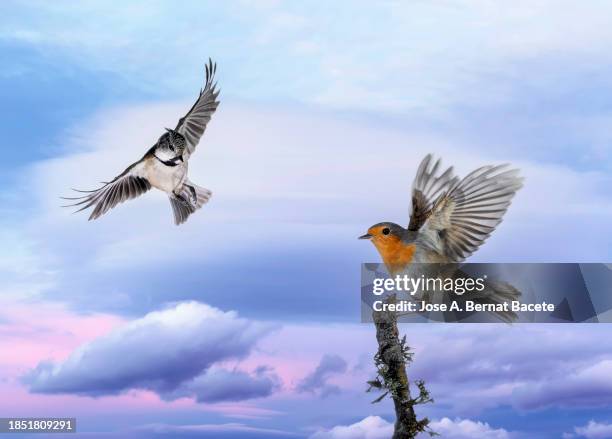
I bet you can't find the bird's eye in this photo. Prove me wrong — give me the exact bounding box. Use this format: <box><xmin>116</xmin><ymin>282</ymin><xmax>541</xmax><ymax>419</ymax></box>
<box><xmin>382</xmin><ymin>228</ymin><xmax>390</xmax><ymax>235</ymax></box>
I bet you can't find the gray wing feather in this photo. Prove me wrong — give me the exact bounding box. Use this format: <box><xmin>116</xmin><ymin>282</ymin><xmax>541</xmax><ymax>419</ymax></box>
<box><xmin>420</xmin><ymin>162</ymin><xmax>524</xmax><ymax>261</ymax></box>
<box><xmin>175</xmin><ymin>58</ymin><xmax>220</xmax><ymax>160</ymax></box>
<box><xmin>62</xmin><ymin>161</ymin><xmax>151</xmax><ymax>220</ymax></box>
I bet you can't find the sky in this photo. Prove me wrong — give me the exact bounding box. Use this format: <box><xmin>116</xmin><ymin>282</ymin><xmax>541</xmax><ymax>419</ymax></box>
<box><xmin>1</xmin><ymin>1</ymin><xmax>612</xmax><ymax>438</ymax></box>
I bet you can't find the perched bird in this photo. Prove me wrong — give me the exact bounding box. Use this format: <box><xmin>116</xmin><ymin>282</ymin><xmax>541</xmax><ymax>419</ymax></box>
<box><xmin>360</xmin><ymin>154</ymin><xmax>524</xmax><ymax>322</ymax></box>
<box><xmin>63</xmin><ymin>59</ymin><xmax>220</xmax><ymax>225</ymax></box>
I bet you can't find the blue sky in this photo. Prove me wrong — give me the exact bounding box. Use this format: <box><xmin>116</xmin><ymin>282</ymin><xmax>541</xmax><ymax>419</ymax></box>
<box><xmin>1</xmin><ymin>1</ymin><xmax>612</xmax><ymax>438</ymax></box>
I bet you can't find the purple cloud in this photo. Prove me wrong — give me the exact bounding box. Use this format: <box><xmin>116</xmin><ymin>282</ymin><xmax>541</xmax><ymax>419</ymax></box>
<box><xmin>22</xmin><ymin>302</ymin><xmax>275</xmax><ymax>400</ymax></box>
<box><xmin>403</xmin><ymin>325</ymin><xmax>612</xmax><ymax>414</ymax></box>
<box><xmin>296</xmin><ymin>354</ymin><xmax>347</xmax><ymax>397</ymax></box>
<box><xmin>164</xmin><ymin>366</ymin><xmax>280</xmax><ymax>403</ymax></box>
<box><xmin>513</xmin><ymin>360</ymin><xmax>612</xmax><ymax>411</ymax></box>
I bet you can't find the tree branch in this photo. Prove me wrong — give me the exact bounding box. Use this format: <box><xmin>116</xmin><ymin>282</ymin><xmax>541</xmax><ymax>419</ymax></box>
<box><xmin>370</xmin><ymin>295</ymin><xmax>436</xmax><ymax>438</ymax></box>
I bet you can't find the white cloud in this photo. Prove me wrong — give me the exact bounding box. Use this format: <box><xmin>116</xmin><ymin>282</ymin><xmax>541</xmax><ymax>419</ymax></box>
<box><xmin>573</xmin><ymin>420</ymin><xmax>612</xmax><ymax>439</ymax></box>
<box><xmin>6</xmin><ymin>1</ymin><xmax>612</xmax><ymax>116</ymax></box>
<box><xmin>309</xmin><ymin>416</ymin><xmax>393</xmax><ymax>439</ymax></box>
<box><xmin>426</xmin><ymin>417</ymin><xmax>511</xmax><ymax>439</ymax></box>
<box><xmin>33</xmin><ymin>101</ymin><xmax>612</xmax><ymax>231</ymax></box>
<box><xmin>308</xmin><ymin>416</ymin><xmax>511</xmax><ymax>439</ymax></box>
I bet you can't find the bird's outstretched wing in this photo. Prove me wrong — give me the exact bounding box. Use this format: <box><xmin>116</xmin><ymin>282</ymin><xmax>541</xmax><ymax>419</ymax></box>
<box><xmin>175</xmin><ymin>58</ymin><xmax>220</xmax><ymax>160</ymax></box>
<box><xmin>407</xmin><ymin>154</ymin><xmax>458</xmax><ymax>231</ymax></box>
<box><xmin>62</xmin><ymin>160</ymin><xmax>151</xmax><ymax>221</ymax></box>
<box><xmin>415</xmin><ymin>157</ymin><xmax>523</xmax><ymax>262</ymax></box>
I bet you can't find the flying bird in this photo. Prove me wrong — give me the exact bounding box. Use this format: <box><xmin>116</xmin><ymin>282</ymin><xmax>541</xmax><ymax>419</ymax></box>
<box><xmin>63</xmin><ymin>59</ymin><xmax>220</xmax><ymax>225</ymax></box>
<box><xmin>360</xmin><ymin>154</ymin><xmax>524</xmax><ymax>322</ymax></box>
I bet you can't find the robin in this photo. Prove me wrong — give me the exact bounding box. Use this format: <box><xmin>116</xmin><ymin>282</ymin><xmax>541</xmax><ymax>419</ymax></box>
<box><xmin>360</xmin><ymin>154</ymin><xmax>524</xmax><ymax>322</ymax></box>
<box><xmin>63</xmin><ymin>59</ymin><xmax>220</xmax><ymax>225</ymax></box>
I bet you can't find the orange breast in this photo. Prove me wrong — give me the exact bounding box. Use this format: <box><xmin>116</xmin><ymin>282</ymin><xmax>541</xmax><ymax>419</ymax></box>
<box><xmin>373</xmin><ymin>237</ymin><xmax>416</xmax><ymax>275</ymax></box>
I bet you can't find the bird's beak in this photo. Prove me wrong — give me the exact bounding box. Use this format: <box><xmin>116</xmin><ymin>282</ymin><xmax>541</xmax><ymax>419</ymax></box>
<box><xmin>358</xmin><ymin>233</ymin><xmax>372</xmax><ymax>240</ymax></box>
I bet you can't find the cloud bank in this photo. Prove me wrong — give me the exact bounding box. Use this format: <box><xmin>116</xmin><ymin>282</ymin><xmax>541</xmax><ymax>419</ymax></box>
<box><xmin>403</xmin><ymin>325</ymin><xmax>612</xmax><ymax>414</ymax></box>
<box><xmin>308</xmin><ymin>416</ymin><xmax>511</xmax><ymax>439</ymax></box>
<box><xmin>23</xmin><ymin>302</ymin><xmax>276</xmax><ymax>402</ymax></box>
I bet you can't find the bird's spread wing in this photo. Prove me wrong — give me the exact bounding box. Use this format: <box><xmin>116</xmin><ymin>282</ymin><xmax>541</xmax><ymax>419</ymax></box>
<box><xmin>417</xmin><ymin>160</ymin><xmax>523</xmax><ymax>262</ymax></box>
<box><xmin>175</xmin><ymin>58</ymin><xmax>220</xmax><ymax>160</ymax></box>
<box><xmin>407</xmin><ymin>154</ymin><xmax>458</xmax><ymax>231</ymax></box>
<box><xmin>62</xmin><ymin>160</ymin><xmax>151</xmax><ymax>221</ymax></box>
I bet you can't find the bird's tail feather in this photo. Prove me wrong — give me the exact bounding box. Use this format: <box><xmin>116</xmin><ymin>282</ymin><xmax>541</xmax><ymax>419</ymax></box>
<box><xmin>417</xmin><ymin>267</ymin><xmax>521</xmax><ymax>323</ymax></box>
<box><xmin>473</xmin><ymin>279</ymin><xmax>521</xmax><ymax>323</ymax></box>
<box><xmin>190</xmin><ymin>182</ymin><xmax>213</xmax><ymax>209</ymax></box>
<box><xmin>169</xmin><ymin>182</ymin><xmax>212</xmax><ymax>225</ymax></box>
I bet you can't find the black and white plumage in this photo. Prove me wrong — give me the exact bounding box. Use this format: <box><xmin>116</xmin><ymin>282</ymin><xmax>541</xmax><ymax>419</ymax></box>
<box><xmin>63</xmin><ymin>59</ymin><xmax>220</xmax><ymax>225</ymax></box>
